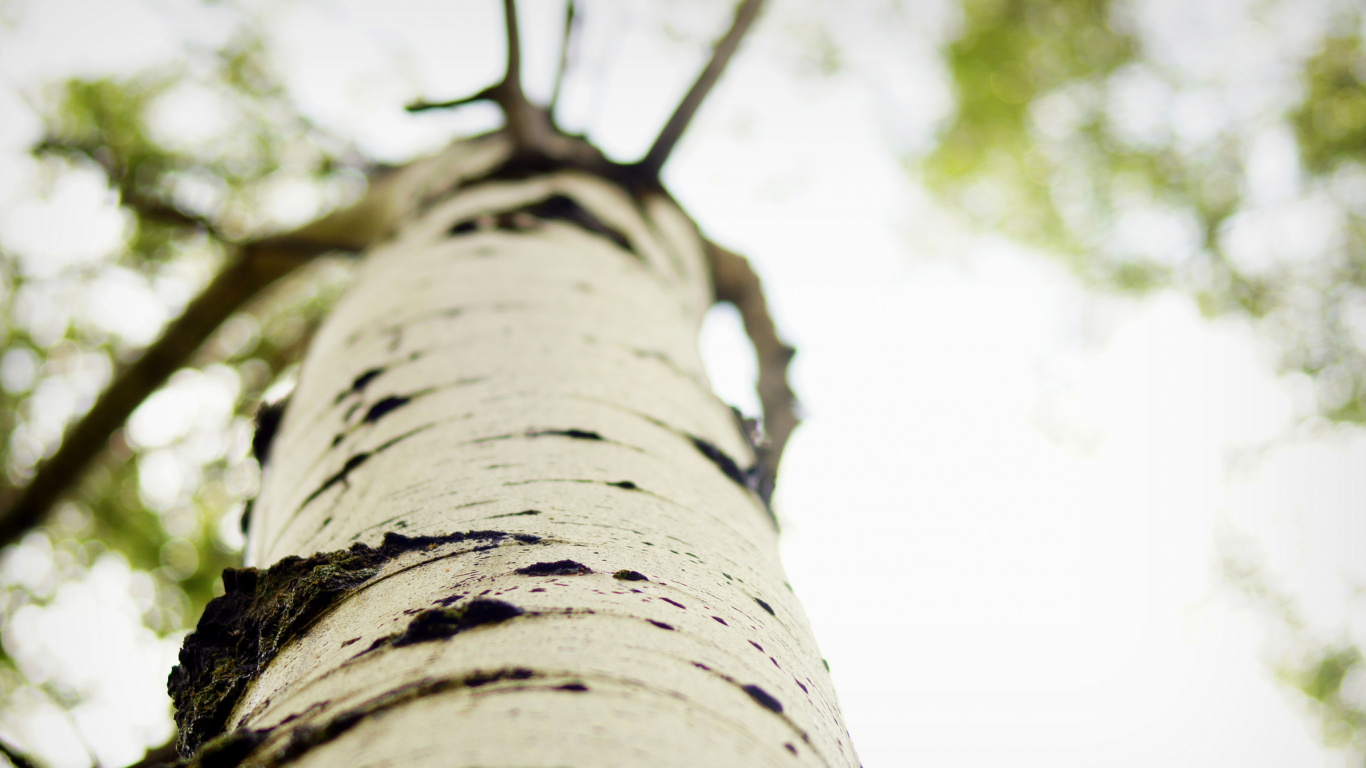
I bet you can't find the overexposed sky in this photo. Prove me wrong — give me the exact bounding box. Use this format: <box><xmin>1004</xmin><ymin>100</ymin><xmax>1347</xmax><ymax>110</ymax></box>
<box><xmin>0</xmin><ymin>0</ymin><xmax>1363</xmax><ymax>767</ymax></box>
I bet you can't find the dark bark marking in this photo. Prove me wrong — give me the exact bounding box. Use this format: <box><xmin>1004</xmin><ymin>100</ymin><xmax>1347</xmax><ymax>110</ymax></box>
<box><xmin>742</xmin><ymin>684</ymin><xmax>783</xmax><ymax>714</ymax></box>
<box><xmin>516</xmin><ymin>560</ymin><xmax>591</xmax><ymax>576</ymax></box>
<box><xmin>659</xmin><ymin>597</ymin><xmax>686</xmax><ymax>610</ymax></box>
<box><xmin>785</xmin><ymin>743</ymin><xmax>798</xmax><ymax>755</ymax></box>
<box><xmin>556</xmin><ymin>682</ymin><xmax>589</xmax><ymax>692</ymax></box>
<box><xmin>690</xmin><ymin>436</ymin><xmax>749</xmax><ymax>491</ymax></box>
<box><xmin>171</xmin><ymin>727</ymin><xmax>269</xmax><ymax>768</ymax></box>
<box><xmin>187</xmin><ymin>669</ymin><xmax>541</xmax><ymax>767</ymax></box>
<box><xmin>795</xmin><ymin>679</ymin><xmax>808</xmax><ymax>694</ymax></box>
<box><xmin>389</xmin><ymin>599</ymin><xmax>525</xmax><ymax>648</ymax></box>
<box><xmin>334</xmin><ymin>368</ymin><xmax>385</xmax><ymax>405</ymax></box>
<box><xmin>444</xmin><ymin>195</ymin><xmax>633</xmax><ymax>254</ymax></box>
<box><xmin>754</xmin><ymin>597</ymin><xmax>775</xmax><ymax>616</ymax></box>
<box><xmin>300</xmin><ymin>425</ymin><xmax>433</xmax><ymax>508</ymax></box>
<box><xmin>712</xmin><ymin>616</ymin><xmax>728</xmax><ymax>625</ymax></box>
<box><xmin>613</xmin><ymin>569</ymin><xmax>648</xmax><ymax>581</ymax></box>
<box><xmin>488</xmin><ymin>509</ymin><xmax>541</xmax><ymax>518</ymax></box>
<box><xmin>363</xmin><ymin>395</ymin><xmax>411</xmax><ymax>424</ymax></box>
<box><xmin>749</xmin><ymin>640</ymin><xmax>764</xmax><ymax>652</ymax></box>
<box><xmin>341</xmin><ymin>637</ymin><xmax>360</xmax><ymax>647</ymax></box>
<box><xmin>169</xmin><ymin>530</ymin><xmax>526</xmax><ymax>757</ymax></box>
<box><xmin>251</xmin><ymin>397</ymin><xmax>289</xmax><ymax>468</ymax></box>
<box><xmin>528</xmin><ymin>428</ymin><xmax>602</xmax><ymax>440</ymax></box>
<box><xmin>647</xmin><ymin>620</ymin><xmax>675</xmax><ymax>631</ymax></box>
<box><xmin>525</xmin><ymin>194</ymin><xmax>631</xmax><ymax>251</ymax></box>
<box><xmin>609</xmin><ymin>480</ymin><xmax>638</xmax><ymax>490</ymax></box>
<box><xmin>302</xmin><ymin>452</ymin><xmax>371</xmax><ymax>506</ymax></box>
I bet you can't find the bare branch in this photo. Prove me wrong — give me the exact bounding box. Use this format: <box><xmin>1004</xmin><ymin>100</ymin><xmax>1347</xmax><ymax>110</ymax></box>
<box><xmin>638</xmin><ymin>0</ymin><xmax>767</xmax><ymax>177</ymax></box>
<box><xmin>705</xmin><ymin>240</ymin><xmax>797</xmax><ymax>507</ymax></box>
<box><xmin>549</xmin><ymin>0</ymin><xmax>578</xmax><ymax>115</ymax></box>
<box><xmin>502</xmin><ymin>0</ymin><xmax>522</xmax><ymax>92</ymax></box>
<box><xmin>405</xmin><ymin>86</ymin><xmax>499</xmax><ymax>113</ymax></box>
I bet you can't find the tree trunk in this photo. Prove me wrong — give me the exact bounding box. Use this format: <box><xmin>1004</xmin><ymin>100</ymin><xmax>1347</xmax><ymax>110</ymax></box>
<box><xmin>168</xmin><ymin>133</ymin><xmax>858</xmax><ymax>767</ymax></box>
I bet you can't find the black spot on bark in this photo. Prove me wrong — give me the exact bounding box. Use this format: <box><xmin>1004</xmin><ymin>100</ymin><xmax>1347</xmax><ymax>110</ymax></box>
<box><xmin>557</xmin><ymin>682</ymin><xmax>589</xmax><ymax>692</ymax></box>
<box><xmin>755</xmin><ymin>597</ymin><xmax>776</xmax><ymax>616</ymax></box>
<box><xmin>251</xmin><ymin>397</ymin><xmax>289</xmax><ymax>467</ymax></box>
<box><xmin>613</xmin><ymin>569</ymin><xmax>648</xmax><ymax>581</ymax></box>
<box><xmin>512</xmin><ymin>533</ymin><xmax>543</xmax><ymax>543</ymax></box>
<box><xmin>363</xmin><ymin>396</ymin><xmax>411</xmax><ymax>423</ymax></box>
<box><xmin>466</xmin><ymin>668</ymin><xmax>535</xmax><ymax>687</ymax></box>
<box><xmin>336</xmin><ymin>368</ymin><xmax>385</xmax><ymax>404</ymax></box>
<box><xmin>689</xmin><ymin>436</ymin><xmax>749</xmax><ymax>490</ymax></box>
<box><xmin>712</xmin><ymin>616</ymin><xmax>728</xmax><ymax>625</ymax></box>
<box><xmin>795</xmin><ymin>679</ymin><xmax>808</xmax><ymax>693</ymax></box>
<box><xmin>742</xmin><ymin>684</ymin><xmax>784</xmax><ymax>714</ymax></box>
<box><xmin>341</xmin><ymin>637</ymin><xmax>360</xmax><ymax>647</ymax></box>
<box><xmin>391</xmin><ymin>599</ymin><xmax>525</xmax><ymax>647</ymax></box>
<box><xmin>609</xmin><ymin>480</ymin><xmax>638</xmax><ymax>490</ymax></box>
<box><xmin>659</xmin><ymin>597</ymin><xmax>686</xmax><ymax>609</ymax></box>
<box><xmin>749</xmin><ymin>640</ymin><xmax>765</xmax><ymax>651</ymax></box>
<box><xmin>785</xmin><ymin>743</ymin><xmax>798</xmax><ymax>755</ymax></box>
<box><xmin>647</xmin><ymin>620</ymin><xmax>675</xmax><ymax>631</ymax></box>
<box><xmin>529</xmin><ymin>428</ymin><xmax>603</xmax><ymax>440</ymax></box>
<box><xmin>449</xmin><ymin>220</ymin><xmax>478</xmax><ymax>235</ymax></box>
<box><xmin>516</xmin><ymin>560</ymin><xmax>592</xmax><ymax>576</ymax></box>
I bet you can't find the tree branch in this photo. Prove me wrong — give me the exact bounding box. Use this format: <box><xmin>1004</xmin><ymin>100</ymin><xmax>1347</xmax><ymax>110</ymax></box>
<box><xmin>502</xmin><ymin>0</ymin><xmax>522</xmax><ymax>94</ymax></box>
<box><xmin>637</xmin><ymin>0</ymin><xmax>767</xmax><ymax>177</ymax></box>
<box><xmin>0</xmin><ymin>235</ymin><xmax>356</xmax><ymax>550</ymax></box>
<box><xmin>405</xmin><ymin>86</ymin><xmax>499</xmax><ymax>113</ymax></box>
<box><xmin>705</xmin><ymin>241</ymin><xmax>797</xmax><ymax>506</ymax></box>
<box><xmin>548</xmin><ymin>0</ymin><xmax>578</xmax><ymax>115</ymax></box>
<box><xmin>33</xmin><ymin>136</ymin><xmax>225</xmax><ymax>238</ymax></box>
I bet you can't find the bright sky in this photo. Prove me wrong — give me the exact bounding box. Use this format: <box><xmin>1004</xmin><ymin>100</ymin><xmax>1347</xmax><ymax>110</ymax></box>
<box><xmin>0</xmin><ymin>0</ymin><xmax>1363</xmax><ymax>767</ymax></box>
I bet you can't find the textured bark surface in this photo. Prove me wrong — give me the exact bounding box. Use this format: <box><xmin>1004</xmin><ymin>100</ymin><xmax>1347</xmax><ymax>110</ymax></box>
<box><xmin>181</xmin><ymin>134</ymin><xmax>857</xmax><ymax>767</ymax></box>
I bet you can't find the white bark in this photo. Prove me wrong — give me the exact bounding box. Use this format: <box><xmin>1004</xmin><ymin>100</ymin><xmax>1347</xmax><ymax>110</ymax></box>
<box><xmin>221</xmin><ymin>134</ymin><xmax>857</xmax><ymax>767</ymax></box>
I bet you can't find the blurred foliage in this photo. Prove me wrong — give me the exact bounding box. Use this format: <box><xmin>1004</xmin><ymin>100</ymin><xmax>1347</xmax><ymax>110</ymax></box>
<box><xmin>0</xmin><ymin>23</ymin><xmax>360</xmax><ymax>766</ymax></box>
<box><xmin>925</xmin><ymin>0</ymin><xmax>1366</xmax><ymax>422</ymax></box>
<box><xmin>927</xmin><ymin>0</ymin><xmax>1366</xmax><ymax>761</ymax></box>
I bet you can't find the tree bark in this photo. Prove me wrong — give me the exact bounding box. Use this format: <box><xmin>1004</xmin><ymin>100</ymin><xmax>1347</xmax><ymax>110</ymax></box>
<box><xmin>169</xmin><ymin>133</ymin><xmax>858</xmax><ymax>767</ymax></box>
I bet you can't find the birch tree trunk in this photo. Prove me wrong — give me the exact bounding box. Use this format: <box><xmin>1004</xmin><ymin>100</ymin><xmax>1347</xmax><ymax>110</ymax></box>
<box><xmin>168</xmin><ymin>133</ymin><xmax>859</xmax><ymax>768</ymax></box>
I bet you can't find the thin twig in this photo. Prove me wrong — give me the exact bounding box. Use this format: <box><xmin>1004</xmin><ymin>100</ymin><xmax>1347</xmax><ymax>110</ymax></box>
<box><xmin>637</xmin><ymin>0</ymin><xmax>767</xmax><ymax>177</ymax></box>
<box><xmin>502</xmin><ymin>0</ymin><xmax>522</xmax><ymax>93</ymax></box>
<box><xmin>705</xmin><ymin>240</ymin><xmax>798</xmax><ymax>507</ymax></box>
<box><xmin>405</xmin><ymin>86</ymin><xmax>498</xmax><ymax>113</ymax></box>
<box><xmin>548</xmin><ymin>0</ymin><xmax>578</xmax><ymax>115</ymax></box>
